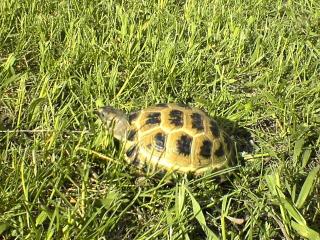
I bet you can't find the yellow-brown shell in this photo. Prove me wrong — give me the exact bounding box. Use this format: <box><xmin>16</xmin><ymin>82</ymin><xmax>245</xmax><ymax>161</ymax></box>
<box><xmin>124</xmin><ymin>103</ymin><xmax>234</xmax><ymax>174</ymax></box>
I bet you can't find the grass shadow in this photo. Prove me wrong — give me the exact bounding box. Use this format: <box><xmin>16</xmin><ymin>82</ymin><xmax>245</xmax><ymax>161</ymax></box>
<box><xmin>215</xmin><ymin>116</ymin><xmax>254</xmax><ymax>167</ymax></box>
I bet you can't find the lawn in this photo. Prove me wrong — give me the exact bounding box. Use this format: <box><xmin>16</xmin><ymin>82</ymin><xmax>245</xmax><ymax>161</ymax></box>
<box><xmin>0</xmin><ymin>0</ymin><xmax>319</xmax><ymax>239</ymax></box>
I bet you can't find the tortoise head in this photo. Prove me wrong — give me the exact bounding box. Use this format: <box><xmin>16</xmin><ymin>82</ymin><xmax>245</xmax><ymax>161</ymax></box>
<box><xmin>96</xmin><ymin>106</ymin><xmax>130</xmax><ymax>140</ymax></box>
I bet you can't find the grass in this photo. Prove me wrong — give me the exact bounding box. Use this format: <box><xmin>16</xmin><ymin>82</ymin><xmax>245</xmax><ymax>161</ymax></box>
<box><xmin>0</xmin><ymin>0</ymin><xmax>320</xmax><ymax>239</ymax></box>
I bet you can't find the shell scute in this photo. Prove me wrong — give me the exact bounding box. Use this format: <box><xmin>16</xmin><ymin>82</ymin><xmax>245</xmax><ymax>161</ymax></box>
<box><xmin>191</xmin><ymin>112</ymin><xmax>204</xmax><ymax>131</ymax></box>
<box><xmin>199</xmin><ymin>139</ymin><xmax>212</xmax><ymax>158</ymax></box>
<box><xmin>137</xmin><ymin>111</ymin><xmax>161</xmax><ymax>133</ymax></box>
<box><xmin>176</xmin><ymin>134</ymin><xmax>193</xmax><ymax>156</ymax></box>
<box><xmin>169</xmin><ymin>109</ymin><xmax>184</xmax><ymax>127</ymax></box>
<box><xmin>128</xmin><ymin>111</ymin><xmax>140</xmax><ymax>124</ymax></box>
<box><xmin>214</xmin><ymin>141</ymin><xmax>225</xmax><ymax>157</ymax></box>
<box><xmin>154</xmin><ymin>132</ymin><xmax>166</xmax><ymax>151</ymax></box>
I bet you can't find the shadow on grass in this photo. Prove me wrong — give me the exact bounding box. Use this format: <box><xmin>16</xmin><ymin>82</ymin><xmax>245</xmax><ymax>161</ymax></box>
<box><xmin>215</xmin><ymin>116</ymin><xmax>254</xmax><ymax>167</ymax></box>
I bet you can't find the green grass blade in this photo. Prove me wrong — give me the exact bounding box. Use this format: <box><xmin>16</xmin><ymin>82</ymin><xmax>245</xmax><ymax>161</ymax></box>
<box><xmin>279</xmin><ymin>197</ymin><xmax>306</xmax><ymax>225</ymax></box>
<box><xmin>296</xmin><ymin>166</ymin><xmax>320</xmax><ymax>209</ymax></box>
<box><xmin>28</xmin><ymin>97</ymin><xmax>47</xmax><ymax>121</ymax></box>
<box><xmin>0</xmin><ymin>223</ymin><xmax>9</xmax><ymax>235</ymax></box>
<box><xmin>221</xmin><ymin>196</ymin><xmax>228</xmax><ymax>240</ymax></box>
<box><xmin>175</xmin><ymin>180</ymin><xmax>186</xmax><ymax>216</ymax></box>
<box><xmin>36</xmin><ymin>210</ymin><xmax>49</xmax><ymax>227</ymax></box>
<box><xmin>293</xmin><ymin>139</ymin><xmax>305</xmax><ymax>166</ymax></box>
<box><xmin>186</xmin><ymin>188</ymin><xmax>219</xmax><ymax>240</ymax></box>
<box><xmin>265</xmin><ymin>173</ymin><xmax>279</xmax><ymax>196</ymax></box>
<box><xmin>291</xmin><ymin>221</ymin><xmax>320</xmax><ymax>240</ymax></box>
<box><xmin>301</xmin><ymin>149</ymin><xmax>312</xmax><ymax>168</ymax></box>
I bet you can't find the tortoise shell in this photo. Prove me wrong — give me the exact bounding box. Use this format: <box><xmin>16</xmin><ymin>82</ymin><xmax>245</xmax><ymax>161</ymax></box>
<box><xmin>123</xmin><ymin>103</ymin><xmax>234</xmax><ymax>174</ymax></box>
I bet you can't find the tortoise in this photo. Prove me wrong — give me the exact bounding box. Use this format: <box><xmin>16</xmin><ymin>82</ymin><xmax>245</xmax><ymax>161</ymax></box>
<box><xmin>96</xmin><ymin>103</ymin><xmax>234</xmax><ymax>175</ymax></box>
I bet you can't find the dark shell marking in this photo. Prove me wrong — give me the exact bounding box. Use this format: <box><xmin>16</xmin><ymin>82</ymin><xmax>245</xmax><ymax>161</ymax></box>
<box><xmin>127</xmin><ymin>129</ymin><xmax>137</xmax><ymax>141</ymax></box>
<box><xmin>146</xmin><ymin>112</ymin><xmax>161</xmax><ymax>124</ymax></box>
<box><xmin>129</xmin><ymin>111</ymin><xmax>139</xmax><ymax>124</ymax></box>
<box><xmin>154</xmin><ymin>132</ymin><xmax>166</xmax><ymax>151</ymax></box>
<box><xmin>132</xmin><ymin>156</ymin><xmax>141</xmax><ymax>166</ymax></box>
<box><xmin>214</xmin><ymin>143</ymin><xmax>224</xmax><ymax>157</ymax></box>
<box><xmin>126</xmin><ymin>145</ymin><xmax>137</xmax><ymax>158</ymax></box>
<box><xmin>177</xmin><ymin>134</ymin><xmax>193</xmax><ymax>156</ymax></box>
<box><xmin>224</xmin><ymin>135</ymin><xmax>233</xmax><ymax>152</ymax></box>
<box><xmin>191</xmin><ymin>113</ymin><xmax>204</xmax><ymax>131</ymax></box>
<box><xmin>199</xmin><ymin>140</ymin><xmax>212</xmax><ymax>158</ymax></box>
<box><xmin>155</xmin><ymin>103</ymin><xmax>168</xmax><ymax>107</ymax></box>
<box><xmin>169</xmin><ymin>109</ymin><xmax>184</xmax><ymax>127</ymax></box>
<box><xmin>176</xmin><ymin>103</ymin><xmax>192</xmax><ymax>109</ymax></box>
<box><xmin>210</xmin><ymin>120</ymin><xmax>220</xmax><ymax>137</ymax></box>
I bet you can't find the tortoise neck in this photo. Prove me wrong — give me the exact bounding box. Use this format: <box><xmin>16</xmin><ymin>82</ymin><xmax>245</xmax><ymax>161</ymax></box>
<box><xmin>113</xmin><ymin>118</ymin><xmax>130</xmax><ymax>141</ymax></box>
